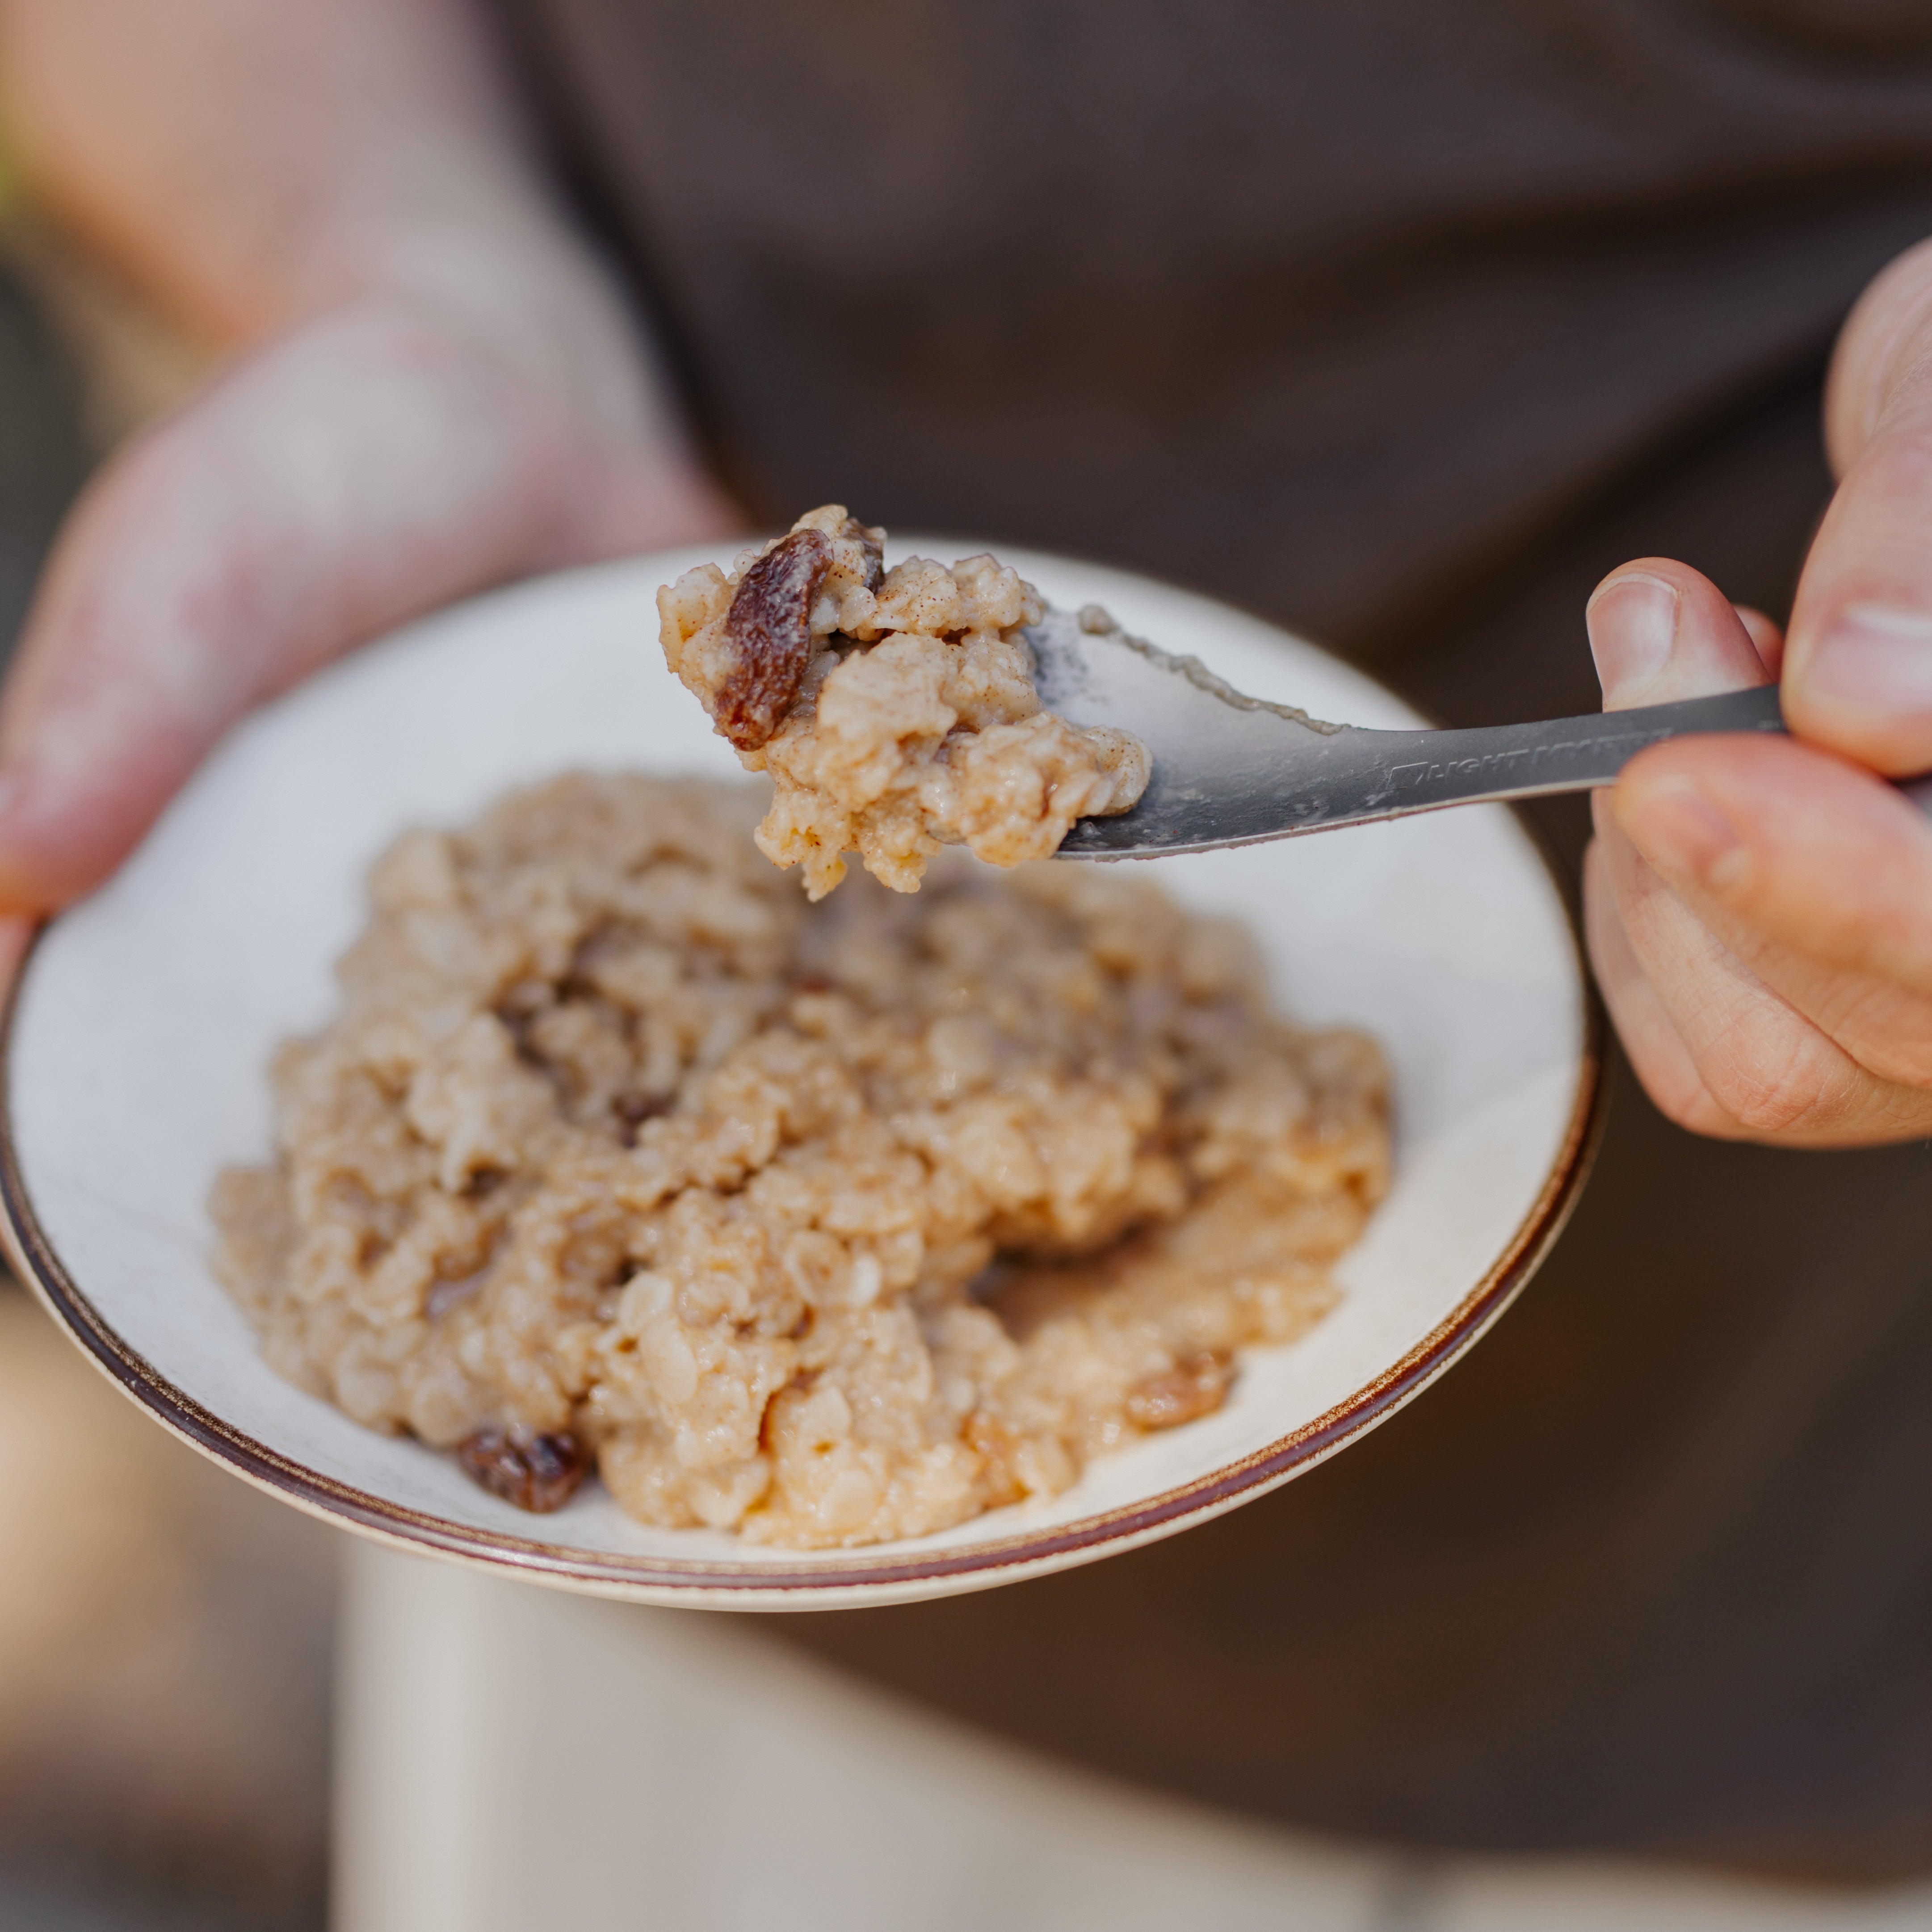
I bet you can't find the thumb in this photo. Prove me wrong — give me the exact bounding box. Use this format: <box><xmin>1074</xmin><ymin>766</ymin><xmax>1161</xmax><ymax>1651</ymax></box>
<box><xmin>1586</xmin><ymin>556</ymin><xmax>1772</xmax><ymax>711</ymax></box>
<box><xmin>0</xmin><ymin>296</ymin><xmax>732</xmax><ymax>913</ymax></box>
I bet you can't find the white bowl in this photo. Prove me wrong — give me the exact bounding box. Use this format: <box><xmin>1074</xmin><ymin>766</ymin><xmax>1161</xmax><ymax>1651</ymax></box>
<box><xmin>0</xmin><ymin>543</ymin><xmax>1598</xmax><ymax>1609</ymax></box>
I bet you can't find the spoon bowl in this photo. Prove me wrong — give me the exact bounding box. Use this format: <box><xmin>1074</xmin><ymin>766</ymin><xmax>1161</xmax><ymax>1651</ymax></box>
<box><xmin>1033</xmin><ymin>603</ymin><xmax>1798</xmax><ymax>858</ymax></box>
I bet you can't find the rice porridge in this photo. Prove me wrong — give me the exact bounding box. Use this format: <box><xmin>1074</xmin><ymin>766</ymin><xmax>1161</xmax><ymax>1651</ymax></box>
<box><xmin>657</xmin><ymin>506</ymin><xmax>1150</xmax><ymax>898</ymax></box>
<box><xmin>211</xmin><ymin>775</ymin><xmax>1390</xmax><ymax>1548</ymax></box>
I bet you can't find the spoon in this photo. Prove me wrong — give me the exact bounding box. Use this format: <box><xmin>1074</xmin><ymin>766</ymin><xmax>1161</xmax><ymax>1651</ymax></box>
<box><xmin>1029</xmin><ymin>605</ymin><xmax>1932</xmax><ymax>859</ymax></box>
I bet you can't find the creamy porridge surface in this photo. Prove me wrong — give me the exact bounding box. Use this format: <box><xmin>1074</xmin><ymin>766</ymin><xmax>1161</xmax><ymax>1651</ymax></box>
<box><xmin>658</xmin><ymin>505</ymin><xmax>1151</xmax><ymax>899</ymax></box>
<box><xmin>212</xmin><ymin>775</ymin><xmax>1390</xmax><ymax>1548</ymax></box>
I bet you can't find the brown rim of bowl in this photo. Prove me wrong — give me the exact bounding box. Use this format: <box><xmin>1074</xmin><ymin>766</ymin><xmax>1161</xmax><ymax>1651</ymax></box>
<box><xmin>0</xmin><ymin>840</ymin><xmax>1605</xmax><ymax>1604</ymax></box>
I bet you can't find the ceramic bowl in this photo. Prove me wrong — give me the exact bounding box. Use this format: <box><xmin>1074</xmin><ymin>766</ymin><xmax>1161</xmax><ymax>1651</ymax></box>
<box><xmin>0</xmin><ymin>543</ymin><xmax>1598</xmax><ymax>1609</ymax></box>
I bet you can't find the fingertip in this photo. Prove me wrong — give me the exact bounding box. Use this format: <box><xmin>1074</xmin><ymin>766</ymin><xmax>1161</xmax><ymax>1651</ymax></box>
<box><xmin>1586</xmin><ymin>558</ymin><xmax>1770</xmax><ymax>710</ymax></box>
<box><xmin>1586</xmin><ymin>569</ymin><xmax>1678</xmax><ymax>707</ymax></box>
<box><xmin>0</xmin><ymin>763</ymin><xmax>145</xmax><ymax>916</ymax></box>
<box><xmin>1782</xmin><ymin>600</ymin><xmax>1932</xmax><ymax>775</ymax></box>
<box><xmin>1782</xmin><ymin>386</ymin><xmax>1932</xmax><ymax>773</ymax></box>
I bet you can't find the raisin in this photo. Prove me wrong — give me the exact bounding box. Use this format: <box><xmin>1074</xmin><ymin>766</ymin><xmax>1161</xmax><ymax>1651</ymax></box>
<box><xmin>457</xmin><ymin>1427</ymin><xmax>587</xmax><ymax>1512</ymax></box>
<box><xmin>613</xmin><ymin>1092</ymin><xmax>671</xmax><ymax>1146</ymax></box>
<box><xmin>717</xmin><ymin>526</ymin><xmax>832</xmax><ymax>750</ymax></box>
<box><xmin>1124</xmin><ymin>1352</ymin><xmax>1234</xmax><ymax>1431</ymax></box>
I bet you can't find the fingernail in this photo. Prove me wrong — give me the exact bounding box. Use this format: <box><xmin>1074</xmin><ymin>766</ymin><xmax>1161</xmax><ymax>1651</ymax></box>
<box><xmin>1805</xmin><ymin>604</ymin><xmax>1932</xmax><ymax>714</ymax></box>
<box><xmin>1626</xmin><ymin>776</ymin><xmax>1751</xmax><ymax>897</ymax></box>
<box><xmin>1588</xmin><ymin>574</ymin><xmax>1679</xmax><ymax>704</ymax></box>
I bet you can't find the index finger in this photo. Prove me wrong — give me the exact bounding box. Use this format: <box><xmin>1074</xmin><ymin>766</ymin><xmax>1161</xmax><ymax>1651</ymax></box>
<box><xmin>1784</xmin><ymin>239</ymin><xmax>1932</xmax><ymax>776</ymax></box>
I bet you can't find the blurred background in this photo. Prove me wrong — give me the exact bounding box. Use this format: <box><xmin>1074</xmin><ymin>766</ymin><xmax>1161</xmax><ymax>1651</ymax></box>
<box><xmin>0</xmin><ymin>182</ymin><xmax>335</xmax><ymax>1932</ymax></box>
<box><xmin>0</xmin><ymin>50</ymin><xmax>1929</xmax><ymax>1932</ymax></box>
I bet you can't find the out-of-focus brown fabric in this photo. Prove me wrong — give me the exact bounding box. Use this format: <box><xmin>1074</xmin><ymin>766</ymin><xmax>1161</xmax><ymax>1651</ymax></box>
<box><xmin>491</xmin><ymin>0</ymin><xmax>1932</xmax><ymax>1877</ymax></box>
<box><xmin>500</xmin><ymin>0</ymin><xmax>1932</xmax><ymax>665</ymax></box>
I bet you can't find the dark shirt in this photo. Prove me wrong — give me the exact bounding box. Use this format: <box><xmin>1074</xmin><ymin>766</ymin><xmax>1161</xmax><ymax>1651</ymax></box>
<box><xmin>494</xmin><ymin>0</ymin><xmax>1932</xmax><ymax>1878</ymax></box>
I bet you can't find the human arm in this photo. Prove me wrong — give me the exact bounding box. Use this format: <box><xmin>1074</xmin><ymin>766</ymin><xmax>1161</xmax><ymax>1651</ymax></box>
<box><xmin>0</xmin><ymin>0</ymin><xmax>739</xmax><ymax>910</ymax></box>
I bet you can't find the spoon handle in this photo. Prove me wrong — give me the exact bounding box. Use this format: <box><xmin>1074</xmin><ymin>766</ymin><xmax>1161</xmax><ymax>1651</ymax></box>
<box><xmin>1356</xmin><ymin>684</ymin><xmax>1789</xmax><ymax>812</ymax></box>
<box><xmin>1356</xmin><ymin>684</ymin><xmax>1932</xmax><ymax>818</ymax></box>
<box><xmin>1060</xmin><ymin>679</ymin><xmax>1932</xmax><ymax>858</ymax></box>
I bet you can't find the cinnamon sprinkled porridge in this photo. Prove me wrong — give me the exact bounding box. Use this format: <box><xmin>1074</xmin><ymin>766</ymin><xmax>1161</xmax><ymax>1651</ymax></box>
<box><xmin>211</xmin><ymin>772</ymin><xmax>1389</xmax><ymax>1550</ymax></box>
<box><xmin>658</xmin><ymin>506</ymin><xmax>1150</xmax><ymax>898</ymax></box>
